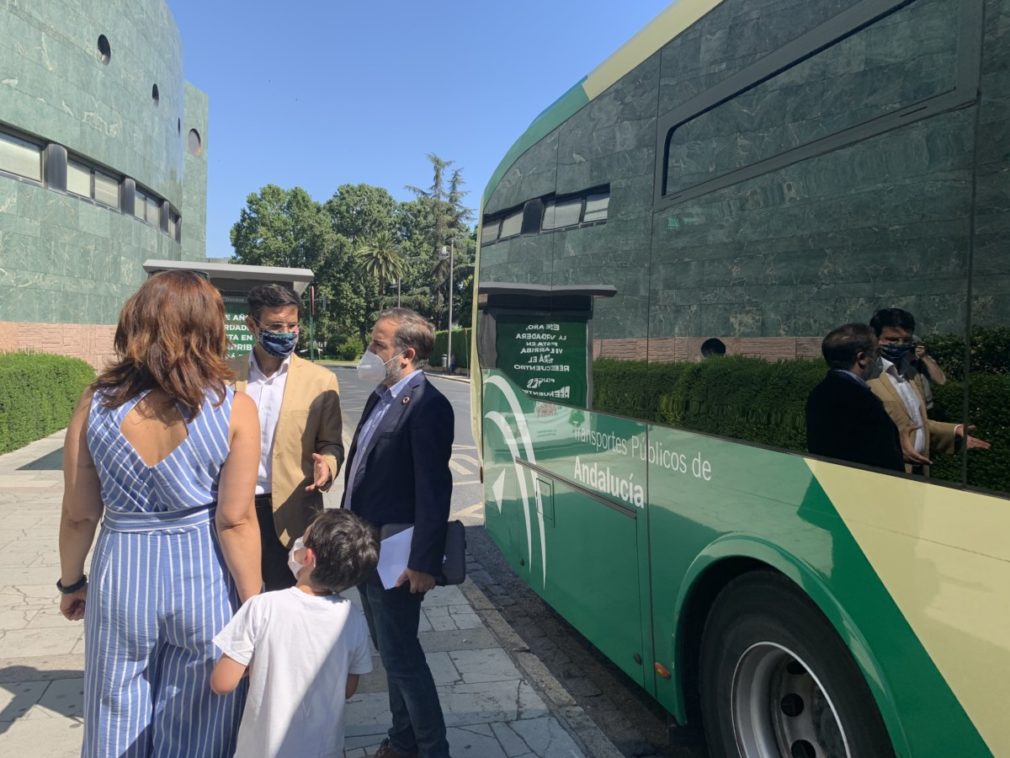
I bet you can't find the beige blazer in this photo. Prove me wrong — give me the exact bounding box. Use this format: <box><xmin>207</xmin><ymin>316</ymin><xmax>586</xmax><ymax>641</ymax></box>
<box><xmin>232</xmin><ymin>354</ymin><xmax>344</xmax><ymax>546</ymax></box>
<box><xmin>868</xmin><ymin>371</ymin><xmax>956</xmax><ymax>472</ymax></box>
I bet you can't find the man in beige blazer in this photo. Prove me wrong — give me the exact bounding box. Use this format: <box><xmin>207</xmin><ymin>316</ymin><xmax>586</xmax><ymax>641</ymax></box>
<box><xmin>232</xmin><ymin>284</ymin><xmax>344</xmax><ymax>590</ymax></box>
<box><xmin>868</xmin><ymin>308</ymin><xmax>989</xmax><ymax>474</ymax></box>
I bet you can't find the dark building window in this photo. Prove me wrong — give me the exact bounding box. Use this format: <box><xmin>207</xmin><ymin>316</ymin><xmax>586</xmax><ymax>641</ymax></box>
<box><xmin>97</xmin><ymin>35</ymin><xmax>111</xmax><ymax>64</ymax></box>
<box><xmin>663</xmin><ymin>0</ymin><xmax>963</xmax><ymax>200</ymax></box>
<box><xmin>480</xmin><ymin>219</ymin><xmax>500</xmax><ymax>246</ymax></box>
<box><xmin>152</xmin><ymin>84</ymin><xmax>160</xmax><ymax>105</ymax></box>
<box><xmin>499</xmin><ymin>209</ymin><xmax>523</xmax><ymax>239</ymax></box>
<box><xmin>188</xmin><ymin>129</ymin><xmax>202</xmax><ymax>156</ymax></box>
<box><xmin>481</xmin><ymin>185</ymin><xmax>611</xmax><ymax>245</ymax></box>
<box><xmin>542</xmin><ymin>197</ymin><xmax>582</xmax><ymax>230</ymax></box>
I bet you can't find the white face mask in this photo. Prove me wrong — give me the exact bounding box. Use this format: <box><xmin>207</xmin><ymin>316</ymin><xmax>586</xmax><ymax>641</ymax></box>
<box><xmin>287</xmin><ymin>536</ymin><xmax>306</xmax><ymax>580</ymax></box>
<box><xmin>356</xmin><ymin>349</ymin><xmax>402</xmax><ymax>385</ymax></box>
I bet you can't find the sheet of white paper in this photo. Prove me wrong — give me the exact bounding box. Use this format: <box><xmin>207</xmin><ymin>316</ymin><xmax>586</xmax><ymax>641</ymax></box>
<box><xmin>377</xmin><ymin>526</ymin><xmax>414</xmax><ymax>590</ymax></box>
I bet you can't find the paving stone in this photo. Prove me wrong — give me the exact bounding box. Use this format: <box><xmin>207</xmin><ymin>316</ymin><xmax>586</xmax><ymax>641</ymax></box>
<box><xmin>427</xmin><ymin>650</ymin><xmax>462</xmax><ymax>686</ymax></box>
<box><xmin>448</xmin><ymin>723</ymin><xmax>509</xmax><ymax>757</ymax></box>
<box><xmin>510</xmin><ymin>716</ymin><xmax>587</xmax><ymax>758</ymax></box>
<box><xmin>517</xmin><ymin>681</ymin><xmax>550</xmax><ymax>720</ymax></box>
<box><xmin>36</xmin><ymin>678</ymin><xmax>83</xmax><ymax>718</ymax></box>
<box><xmin>451</xmin><ymin>648</ymin><xmax>522</xmax><ymax>684</ymax></box>
<box><xmin>426</xmin><ymin>610</ymin><xmax>460</xmax><ymax>632</ymax></box>
<box><xmin>0</xmin><ymin>657</ymin><xmax>83</xmax><ymax>683</ymax></box>
<box><xmin>492</xmin><ymin>720</ymin><xmax>537</xmax><ymax>757</ymax></box>
<box><xmin>0</xmin><ymin>608</ymin><xmax>38</xmax><ymax>630</ymax></box>
<box><xmin>419</xmin><ymin>626</ymin><xmax>497</xmax><ymax>653</ymax></box>
<box><xmin>0</xmin><ymin>680</ymin><xmax>47</xmax><ymax>720</ymax></box>
<box><xmin>344</xmin><ymin>692</ymin><xmax>392</xmax><ymax>737</ymax></box>
<box><xmin>1</xmin><ymin>626</ymin><xmax>81</xmax><ymax>657</ymax></box>
<box><xmin>424</xmin><ymin>585</ymin><xmax>467</xmax><ymax>607</ymax></box>
<box><xmin>418</xmin><ymin>612</ymin><xmax>433</xmax><ymax>633</ymax></box>
<box><xmin>0</xmin><ymin>713</ymin><xmax>82</xmax><ymax>757</ymax></box>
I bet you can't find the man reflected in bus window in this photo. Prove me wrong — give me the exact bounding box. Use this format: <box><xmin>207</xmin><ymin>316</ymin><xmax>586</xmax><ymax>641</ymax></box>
<box><xmin>806</xmin><ymin>324</ymin><xmax>904</xmax><ymax>471</ymax></box>
<box><xmin>868</xmin><ymin>308</ymin><xmax>990</xmax><ymax>473</ymax></box>
<box><xmin>911</xmin><ymin>332</ymin><xmax>947</xmax><ymax>410</ymax></box>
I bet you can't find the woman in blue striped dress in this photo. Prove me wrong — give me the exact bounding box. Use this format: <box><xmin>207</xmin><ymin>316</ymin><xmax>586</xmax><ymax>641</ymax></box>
<box><xmin>58</xmin><ymin>271</ymin><xmax>262</xmax><ymax>757</ymax></box>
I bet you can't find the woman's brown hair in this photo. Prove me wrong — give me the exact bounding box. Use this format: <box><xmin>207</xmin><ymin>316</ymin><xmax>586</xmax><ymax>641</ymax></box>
<box><xmin>94</xmin><ymin>270</ymin><xmax>234</xmax><ymax>416</ymax></box>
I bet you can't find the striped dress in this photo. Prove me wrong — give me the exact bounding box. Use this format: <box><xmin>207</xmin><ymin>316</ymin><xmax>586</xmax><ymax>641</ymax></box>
<box><xmin>83</xmin><ymin>387</ymin><xmax>244</xmax><ymax>757</ymax></box>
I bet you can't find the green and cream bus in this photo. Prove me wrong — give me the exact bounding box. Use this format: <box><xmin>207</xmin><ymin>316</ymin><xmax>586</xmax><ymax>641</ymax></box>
<box><xmin>471</xmin><ymin>0</ymin><xmax>1010</xmax><ymax>755</ymax></box>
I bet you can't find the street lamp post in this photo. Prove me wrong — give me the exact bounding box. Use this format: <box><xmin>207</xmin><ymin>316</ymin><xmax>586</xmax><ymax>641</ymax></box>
<box><xmin>441</xmin><ymin>240</ymin><xmax>454</xmax><ymax>373</ymax></box>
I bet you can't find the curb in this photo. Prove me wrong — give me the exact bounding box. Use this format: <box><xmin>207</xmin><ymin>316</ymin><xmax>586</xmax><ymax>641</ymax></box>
<box><xmin>423</xmin><ymin>370</ymin><xmax>471</xmax><ymax>384</ymax></box>
<box><xmin>458</xmin><ymin>577</ymin><xmax>624</xmax><ymax>758</ymax></box>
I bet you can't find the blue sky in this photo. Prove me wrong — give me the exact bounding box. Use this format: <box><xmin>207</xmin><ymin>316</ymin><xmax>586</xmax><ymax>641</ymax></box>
<box><xmin>167</xmin><ymin>1</ymin><xmax>672</xmax><ymax>259</ymax></box>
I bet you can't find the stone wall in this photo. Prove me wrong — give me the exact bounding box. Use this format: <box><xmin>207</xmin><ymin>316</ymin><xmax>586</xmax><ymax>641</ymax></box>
<box><xmin>0</xmin><ymin>321</ymin><xmax>116</xmax><ymax>370</ymax></box>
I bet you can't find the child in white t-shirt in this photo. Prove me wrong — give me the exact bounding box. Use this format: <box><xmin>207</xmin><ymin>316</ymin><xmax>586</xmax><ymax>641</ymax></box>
<box><xmin>211</xmin><ymin>509</ymin><xmax>379</xmax><ymax>758</ymax></box>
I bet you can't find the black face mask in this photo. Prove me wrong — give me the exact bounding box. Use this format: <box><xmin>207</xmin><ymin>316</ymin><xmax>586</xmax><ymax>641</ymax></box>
<box><xmin>879</xmin><ymin>343</ymin><xmax>913</xmax><ymax>363</ymax></box>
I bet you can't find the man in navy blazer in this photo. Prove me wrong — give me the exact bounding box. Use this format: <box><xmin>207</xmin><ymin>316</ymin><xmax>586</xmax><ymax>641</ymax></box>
<box><xmin>343</xmin><ymin>307</ymin><xmax>453</xmax><ymax>758</ymax></box>
<box><xmin>806</xmin><ymin>323</ymin><xmax>904</xmax><ymax>472</ymax></box>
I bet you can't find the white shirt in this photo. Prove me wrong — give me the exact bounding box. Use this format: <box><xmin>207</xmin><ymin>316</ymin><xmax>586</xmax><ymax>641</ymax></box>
<box><xmin>344</xmin><ymin>368</ymin><xmax>422</xmax><ymax>510</ymax></box>
<box><xmin>881</xmin><ymin>358</ymin><xmax>926</xmax><ymax>454</ymax></box>
<box><xmin>213</xmin><ymin>588</ymin><xmax>373</xmax><ymax>758</ymax></box>
<box><xmin>245</xmin><ymin>351</ymin><xmax>291</xmax><ymax>495</ymax></box>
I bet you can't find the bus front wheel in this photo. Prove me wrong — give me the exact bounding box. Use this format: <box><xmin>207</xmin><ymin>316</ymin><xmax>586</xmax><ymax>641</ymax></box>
<box><xmin>699</xmin><ymin>572</ymin><xmax>894</xmax><ymax>758</ymax></box>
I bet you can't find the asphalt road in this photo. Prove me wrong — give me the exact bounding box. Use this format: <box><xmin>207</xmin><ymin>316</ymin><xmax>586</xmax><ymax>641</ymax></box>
<box><xmin>331</xmin><ymin>366</ymin><xmax>704</xmax><ymax>758</ymax></box>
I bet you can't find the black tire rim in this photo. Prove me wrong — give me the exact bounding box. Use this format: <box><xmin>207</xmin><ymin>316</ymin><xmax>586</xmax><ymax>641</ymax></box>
<box><xmin>730</xmin><ymin>641</ymin><xmax>851</xmax><ymax>758</ymax></box>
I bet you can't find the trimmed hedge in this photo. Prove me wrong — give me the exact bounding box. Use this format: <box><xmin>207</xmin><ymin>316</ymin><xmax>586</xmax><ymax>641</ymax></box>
<box><xmin>429</xmin><ymin>329</ymin><xmax>470</xmax><ymax>369</ymax></box>
<box><xmin>594</xmin><ymin>356</ymin><xmax>823</xmax><ymax>452</ymax></box>
<box><xmin>594</xmin><ymin>356</ymin><xmax>1010</xmax><ymax>492</ymax></box>
<box><xmin>928</xmin><ymin>375</ymin><xmax>1010</xmax><ymax>492</ymax></box>
<box><xmin>922</xmin><ymin>326</ymin><xmax>1010</xmax><ymax>378</ymax></box>
<box><xmin>0</xmin><ymin>352</ymin><xmax>95</xmax><ymax>454</ymax></box>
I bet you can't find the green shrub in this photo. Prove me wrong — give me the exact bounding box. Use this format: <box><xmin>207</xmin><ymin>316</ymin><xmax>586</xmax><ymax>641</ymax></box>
<box><xmin>592</xmin><ymin>359</ymin><xmax>691</xmax><ymax>421</ymax></box>
<box><xmin>0</xmin><ymin>352</ymin><xmax>95</xmax><ymax>454</ymax></box>
<box><xmin>430</xmin><ymin>329</ymin><xmax>470</xmax><ymax>369</ymax></box>
<box><xmin>929</xmin><ymin>375</ymin><xmax>1010</xmax><ymax>492</ymax></box>
<box><xmin>594</xmin><ymin>356</ymin><xmax>824</xmax><ymax>451</ymax></box>
<box><xmin>595</xmin><ymin>355</ymin><xmax>1010</xmax><ymax>494</ymax></box>
<box><xmin>921</xmin><ymin>326</ymin><xmax>1010</xmax><ymax>378</ymax></box>
<box><xmin>333</xmin><ymin>335</ymin><xmax>363</xmax><ymax>361</ymax></box>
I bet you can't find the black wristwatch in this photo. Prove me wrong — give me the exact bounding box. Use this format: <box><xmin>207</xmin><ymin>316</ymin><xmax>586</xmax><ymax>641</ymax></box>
<box><xmin>57</xmin><ymin>575</ymin><xmax>87</xmax><ymax>594</ymax></box>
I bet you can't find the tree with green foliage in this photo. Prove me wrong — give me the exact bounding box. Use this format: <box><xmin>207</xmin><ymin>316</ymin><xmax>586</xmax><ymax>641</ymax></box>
<box><xmin>230</xmin><ymin>185</ymin><xmax>335</xmax><ymax>269</ymax></box>
<box><xmin>356</xmin><ymin>229</ymin><xmax>406</xmax><ymax>314</ymax></box>
<box><xmin>229</xmin><ymin>160</ymin><xmax>477</xmax><ymax>354</ymax></box>
<box><xmin>406</xmin><ymin>155</ymin><xmax>474</xmax><ymax>330</ymax></box>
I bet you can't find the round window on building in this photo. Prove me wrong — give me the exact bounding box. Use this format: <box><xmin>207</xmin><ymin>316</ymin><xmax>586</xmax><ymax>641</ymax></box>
<box><xmin>152</xmin><ymin>84</ymin><xmax>160</xmax><ymax>105</ymax></box>
<box><xmin>188</xmin><ymin>128</ymin><xmax>202</xmax><ymax>156</ymax></box>
<box><xmin>97</xmin><ymin>35</ymin><xmax>111</xmax><ymax>64</ymax></box>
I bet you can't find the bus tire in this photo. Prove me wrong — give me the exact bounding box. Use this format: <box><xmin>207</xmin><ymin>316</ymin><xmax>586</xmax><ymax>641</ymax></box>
<box><xmin>698</xmin><ymin>572</ymin><xmax>894</xmax><ymax>758</ymax></box>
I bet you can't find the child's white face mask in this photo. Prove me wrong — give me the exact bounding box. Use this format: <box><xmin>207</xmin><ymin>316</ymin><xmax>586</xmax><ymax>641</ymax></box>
<box><xmin>287</xmin><ymin>536</ymin><xmax>306</xmax><ymax>579</ymax></box>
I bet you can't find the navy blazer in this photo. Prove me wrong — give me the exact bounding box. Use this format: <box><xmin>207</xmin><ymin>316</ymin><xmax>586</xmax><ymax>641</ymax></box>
<box><xmin>342</xmin><ymin>372</ymin><xmax>454</xmax><ymax>575</ymax></box>
<box><xmin>806</xmin><ymin>370</ymin><xmax>904</xmax><ymax>472</ymax></box>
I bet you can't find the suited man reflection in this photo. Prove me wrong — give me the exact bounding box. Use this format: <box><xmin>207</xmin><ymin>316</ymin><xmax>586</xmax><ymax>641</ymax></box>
<box><xmin>343</xmin><ymin>308</ymin><xmax>452</xmax><ymax>758</ymax></box>
<box><xmin>806</xmin><ymin>323</ymin><xmax>904</xmax><ymax>471</ymax></box>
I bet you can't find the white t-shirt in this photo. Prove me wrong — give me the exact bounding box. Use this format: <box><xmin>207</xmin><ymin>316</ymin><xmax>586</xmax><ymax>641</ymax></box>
<box><xmin>213</xmin><ymin>587</ymin><xmax>373</xmax><ymax>757</ymax></box>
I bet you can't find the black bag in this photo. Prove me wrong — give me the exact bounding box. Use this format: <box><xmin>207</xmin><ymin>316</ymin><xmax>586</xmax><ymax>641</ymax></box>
<box><xmin>379</xmin><ymin>520</ymin><xmax>466</xmax><ymax>586</ymax></box>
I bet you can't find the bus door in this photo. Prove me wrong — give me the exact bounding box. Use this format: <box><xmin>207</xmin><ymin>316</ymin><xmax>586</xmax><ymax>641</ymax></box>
<box><xmin>478</xmin><ymin>284</ymin><xmax>652</xmax><ymax>687</ymax></box>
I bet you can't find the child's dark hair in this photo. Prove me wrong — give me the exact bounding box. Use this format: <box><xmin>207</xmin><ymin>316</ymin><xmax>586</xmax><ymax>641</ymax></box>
<box><xmin>303</xmin><ymin>509</ymin><xmax>379</xmax><ymax>593</ymax></box>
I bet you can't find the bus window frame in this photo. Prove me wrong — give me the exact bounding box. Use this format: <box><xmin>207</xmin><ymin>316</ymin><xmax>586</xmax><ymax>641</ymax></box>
<box><xmin>653</xmin><ymin>0</ymin><xmax>984</xmax><ymax>209</ymax></box>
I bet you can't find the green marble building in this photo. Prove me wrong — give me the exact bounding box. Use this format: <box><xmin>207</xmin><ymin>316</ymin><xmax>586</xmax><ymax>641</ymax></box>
<box><xmin>0</xmin><ymin>0</ymin><xmax>208</xmax><ymax>367</ymax></box>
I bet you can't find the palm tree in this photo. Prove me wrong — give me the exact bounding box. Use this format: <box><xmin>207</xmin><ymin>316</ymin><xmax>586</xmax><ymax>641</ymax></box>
<box><xmin>356</xmin><ymin>230</ymin><xmax>406</xmax><ymax>311</ymax></box>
